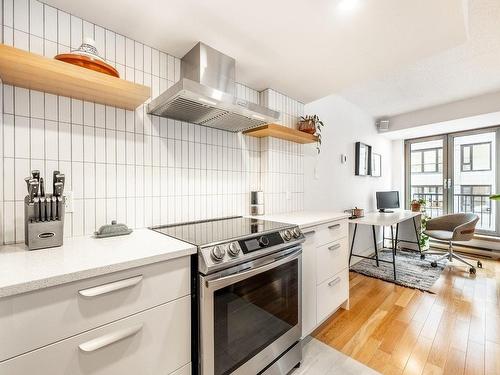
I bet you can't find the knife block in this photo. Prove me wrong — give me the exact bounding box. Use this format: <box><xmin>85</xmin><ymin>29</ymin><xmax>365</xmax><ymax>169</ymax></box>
<box><xmin>24</xmin><ymin>196</ymin><xmax>65</xmax><ymax>250</ymax></box>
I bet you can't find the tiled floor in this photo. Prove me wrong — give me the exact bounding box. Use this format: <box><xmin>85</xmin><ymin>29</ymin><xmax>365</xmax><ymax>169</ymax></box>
<box><xmin>294</xmin><ymin>337</ymin><xmax>380</xmax><ymax>375</ymax></box>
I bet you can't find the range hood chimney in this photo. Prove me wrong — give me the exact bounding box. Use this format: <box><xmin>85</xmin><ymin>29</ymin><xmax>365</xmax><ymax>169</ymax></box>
<box><xmin>147</xmin><ymin>42</ymin><xmax>280</xmax><ymax>132</ymax></box>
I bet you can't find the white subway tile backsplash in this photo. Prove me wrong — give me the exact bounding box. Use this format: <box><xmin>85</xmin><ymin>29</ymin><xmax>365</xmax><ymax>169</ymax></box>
<box><xmin>57</xmin><ymin>10</ymin><xmax>70</xmax><ymax>47</ymax></box>
<box><xmin>70</xmin><ymin>15</ymin><xmax>82</xmax><ymax>49</ymax></box>
<box><xmin>95</xmin><ymin>127</ymin><xmax>106</xmax><ymax>163</ymax></box>
<box><xmin>45</xmin><ymin>120</ymin><xmax>58</xmax><ymax>160</ymax></box>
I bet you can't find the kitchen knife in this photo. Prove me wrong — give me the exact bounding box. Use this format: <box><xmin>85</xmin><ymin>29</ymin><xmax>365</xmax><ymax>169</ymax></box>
<box><xmin>52</xmin><ymin>170</ymin><xmax>60</xmax><ymax>193</ymax></box>
<box><xmin>51</xmin><ymin>196</ymin><xmax>57</xmax><ymax>221</ymax></box>
<box><xmin>55</xmin><ymin>174</ymin><xmax>65</xmax><ymax>194</ymax></box>
<box><xmin>28</xmin><ymin>181</ymin><xmax>35</xmax><ymax>203</ymax></box>
<box><xmin>25</xmin><ymin>177</ymin><xmax>31</xmax><ymax>192</ymax></box>
<box><xmin>33</xmin><ymin>197</ymin><xmax>40</xmax><ymax>222</ymax></box>
<box><xmin>29</xmin><ymin>181</ymin><xmax>39</xmax><ymax>203</ymax></box>
<box><xmin>40</xmin><ymin>197</ymin><xmax>46</xmax><ymax>222</ymax></box>
<box><xmin>57</xmin><ymin>196</ymin><xmax>64</xmax><ymax>221</ymax></box>
<box><xmin>40</xmin><ymin>177</ymin><xmax>45</xmax><ymax>197</ymax></box>
<box><xmin>46</xmin><ymin>194</ymin><xmax>52</xmax><ymax>221</ymax></box>
<box><xmin>54</xmin><ymin>182</ymin><xmax>63</xmax><ymax>197</ymax></box>
<box><xmin>32</xmin><ymin>170</ymin><xmax>40</xmax><ymax>182</ymax></box>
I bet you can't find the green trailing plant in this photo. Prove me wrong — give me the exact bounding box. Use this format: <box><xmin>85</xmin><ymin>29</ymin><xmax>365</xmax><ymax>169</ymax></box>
<box><xmin>300</xmin><ymin>115</ymin><xmax>324</xmax><ymax>154</ymax></box>
<box><xmin>420</xmin><ymin>214</ymin><xmax>430</xmax><ymax>250</ymax></box>
<box><xmin>411</xmin><ymin>198</ymin><xmax>429</xmax><ymax>249</ymax></box>
<box><xmin>490</xmin><ymin>194</ymin><xmax>500</xmax><ymax>200</ymax></box>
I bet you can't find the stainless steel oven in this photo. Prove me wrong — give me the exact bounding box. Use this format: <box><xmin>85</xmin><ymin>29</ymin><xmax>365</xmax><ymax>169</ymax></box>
<box><xmin>200</xmin><ymin>245</ymin><xmax>302</xmax><ymax>375</ymax></box>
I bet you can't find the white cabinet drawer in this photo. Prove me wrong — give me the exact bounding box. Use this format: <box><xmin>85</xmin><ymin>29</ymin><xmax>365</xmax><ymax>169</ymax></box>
<box><xmin>0</xmin><ymin>296</ymin><xmax>191</xmax><ymax>375</ymax></box>
<box><xmin>316</xmin><ymin>237</ymin><xmax>349</xmax><ymax>285</ymax></box>
<box><xmin>316</xmin><ymin>268</ymin><xmax>349</xmax><ymax>324</ymax></box>
<box><xmin>0</xmin><ymin>256</ymin><xmax>190</xmax><ymax>362</ymax></box>
<box><xmin>313</xmin><ymin>219</ymin><xmax>348</xmax><ymax>247</ymax></box>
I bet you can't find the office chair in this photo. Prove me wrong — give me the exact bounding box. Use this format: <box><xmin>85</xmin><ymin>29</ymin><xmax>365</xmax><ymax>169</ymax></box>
<box><xmin>423</xmin><ymin>213</ymin><xmax>482</xmax><ymax>274</ymax></box>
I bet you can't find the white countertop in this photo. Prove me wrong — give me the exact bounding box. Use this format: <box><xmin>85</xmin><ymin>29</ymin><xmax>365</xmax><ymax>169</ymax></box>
<box><xmin>251</xmin><ymin>211</ymin><xmax>349</xmax><ymax>228</ymax></box>
<box><xmin>349</xmin><ymin>210</ymin><xmax>421</xmax><ymax>226</ymax></box>
<box><xmin>0</xmin><ymin>229</ymin><xmax>196</xmax><ymax>298</ymax></box>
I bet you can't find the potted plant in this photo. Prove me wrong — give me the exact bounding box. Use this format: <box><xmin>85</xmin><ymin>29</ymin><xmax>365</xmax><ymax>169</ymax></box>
<box><xmin>410</xmin><ymin>198</ymin><xmax>426</xmax><ymax>212</ymax></box>
<box><xmin>298</xmin><ymin>115</ymin><xmax>324</xmax><ymax>153</ymax></box>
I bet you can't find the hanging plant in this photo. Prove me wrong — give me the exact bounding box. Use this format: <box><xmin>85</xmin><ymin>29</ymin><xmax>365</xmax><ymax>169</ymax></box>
<box><xmin>298</xmin><ymin>115</ymin><xmax>324</xmax><ymax>154</ymax></box>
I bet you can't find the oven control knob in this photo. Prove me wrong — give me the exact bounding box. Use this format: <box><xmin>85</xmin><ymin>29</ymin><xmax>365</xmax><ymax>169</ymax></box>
<box><xmin>211</xmin><ymin>245</ymin><xmax>225</xmax><ymax>262</ymax></box>
<box><xmin>258</xmin><ymin>236</ymin><xmax>270</xmax><ymax>247</ymax></box>
<box><xmin>228</xmin><ymin>243</ymin><xmax>240</xmax><ymax>257</ymax></box>
<box><xmin>292</xmin><ymin>228</ymin><xmax>301</xmax><ymax>238</ymax></box>
<box><xmin>283</xmin><ymin>230</ymin><xmax>292</xmax><ymax>241</ymax></box>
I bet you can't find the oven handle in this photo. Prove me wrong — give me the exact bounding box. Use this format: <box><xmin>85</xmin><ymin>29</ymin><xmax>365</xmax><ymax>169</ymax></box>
<box><xmin>205</xmin><ymin>247</ymin><xmax>301</xmax><ymax>291</ymax></box>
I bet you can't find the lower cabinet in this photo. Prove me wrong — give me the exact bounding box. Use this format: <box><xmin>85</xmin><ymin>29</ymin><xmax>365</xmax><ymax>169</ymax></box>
<box><xmin>0</xmin><ymin>295</ymin><xmax>191</xmax><ymax>375</ymax></box>
<box><xmin>301</xmin><ymin>218</ymin><xmax>349</xmax><ymax>338</ymax></box>
<box><xmin>316</xmin><ymin>269</ymin><xmax>349</xmax><ymax>323</ymax></box>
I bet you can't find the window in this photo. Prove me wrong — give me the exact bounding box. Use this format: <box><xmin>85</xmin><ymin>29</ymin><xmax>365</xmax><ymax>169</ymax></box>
<box><xmin>410</xmin><ymin>148</ymin><xmax>442</xmax><ymax>173</ymax></box>
<box><xmin>461</xmin><ymin>142</ymin><xmax>491</xmax><ymax>171</ymax></box>
<box><xmin>459</xmin><ymin>185</ymin><xmax>491</xmax><ymax>214</ymax></box>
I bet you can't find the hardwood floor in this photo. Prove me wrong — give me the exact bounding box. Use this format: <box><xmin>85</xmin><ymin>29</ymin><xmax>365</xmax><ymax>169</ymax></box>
<box><xmin>312</xmin><ymin>256</ymin><xmax>500</xmax><ymax>375</ymax></box>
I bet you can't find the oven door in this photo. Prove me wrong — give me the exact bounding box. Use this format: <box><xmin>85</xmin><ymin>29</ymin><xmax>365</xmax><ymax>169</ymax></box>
<box><xmin>200</xmin><ymin>246</ymin><xmax>302</xmax><ymax>375</ymax></box>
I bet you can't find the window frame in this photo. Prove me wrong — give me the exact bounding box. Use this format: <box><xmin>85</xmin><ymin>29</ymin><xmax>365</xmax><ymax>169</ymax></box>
<box><xmin>460</xmin><ymin>142</ymin><xmax>492</xmax><ymax>172</ymax></box>
<box><xmin>410</xmin><ymin>147</ymin><xmax>442</xmax><ymax>174</ymax></box>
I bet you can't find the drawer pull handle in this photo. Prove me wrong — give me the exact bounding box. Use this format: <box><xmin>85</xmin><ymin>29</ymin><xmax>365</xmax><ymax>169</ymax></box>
<box><xmin>79</xmin><ymin>324</ymin><xmax>143</xmax><ymax>352</ymax></box>
<box><xmin>328</xmin><ymin>277</ymin><xmax>342</xmax><ymax>287</ymax></box>
<box><xmin>303</xmin><ymin>230</ymin><xmax>316</xmax><ymax>236</ymax></box>
<box><xmin>328</xmin><ymin>244</ymin><xmax>341</xmax><ymax>251</ymax></box>
<box><xmin>79</xmin><ymin>275</ymin><xmax>143</xmax><ymax>297</ymax></box>
<box><xmin>328</xmin><ymin>224</ymin><xmax>341</xmax><ymax>230</ymax></box>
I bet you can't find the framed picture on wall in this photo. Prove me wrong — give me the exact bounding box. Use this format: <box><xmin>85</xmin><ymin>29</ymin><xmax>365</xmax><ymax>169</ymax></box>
<box><xmin>355</xmin><ymin>142</ymin><xmax>372</xmax><ymax>176</ymax></box>
<box><xmin>371</xmin><ymin>153</ymin><xmax>381</xmax><ymax>177</ymax></box>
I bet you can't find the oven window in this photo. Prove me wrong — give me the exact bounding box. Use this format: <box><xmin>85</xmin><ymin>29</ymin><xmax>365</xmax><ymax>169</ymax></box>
<box><xmin>213</xmin><ymin>259</ymin><xmax>299</xmax><ymax>375</ymax></box>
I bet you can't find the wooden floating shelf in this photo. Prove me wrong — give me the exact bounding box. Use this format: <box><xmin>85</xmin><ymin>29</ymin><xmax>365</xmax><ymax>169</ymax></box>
<box><xmin>0</xmin><ymin>44</ymin><xmax>150</xmax><ymax>110</ymax></box>
<box><xmin>243</xmin><ymin>123</ymin><xmax>318</xmax><ymax>144</ymax></box>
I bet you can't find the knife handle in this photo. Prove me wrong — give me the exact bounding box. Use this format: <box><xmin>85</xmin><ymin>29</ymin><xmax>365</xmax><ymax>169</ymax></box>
<box><xmin>51</xmin><ymin>196</ymin><xmax>57</xmax><ymax>221</ymax></box>
<box><xmin>33</xmin><ymin>197</ymin><xmax>40</xmax><ymax>222</ymax></box>
<box><xmin>46</xmin><ymin>195</ymin><xmax>52</xmax><ymax>221</ymax></box>
<box><xmin>40</xmin><ymin>197</ymin><xmax>46</xmax><ymax>222</ymax></box>
<box><xmin>57</xmin><ymin>196</ymin><xmax>64</xmax><ymax>221</ymax></box>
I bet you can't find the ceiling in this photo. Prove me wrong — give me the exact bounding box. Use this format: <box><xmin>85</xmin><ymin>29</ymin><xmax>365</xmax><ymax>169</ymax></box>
<box><xmin>44</xmin><ymin>0</ymin><xmax>467</xmax><ymax>103</ymax></box>
<box><xmin>340</xmin><ymin>0</ymin><xmax>500</xmax><ymax>118</ymax></box>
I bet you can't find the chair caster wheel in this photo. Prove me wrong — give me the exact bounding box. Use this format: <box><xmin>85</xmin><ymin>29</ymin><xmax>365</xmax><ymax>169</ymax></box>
<box><xmin>420</xmin><ymin>254</ymin><xmax>425</xmax><ymax>260</ymax></box>
<box><xmin>431</xmin><ymin>261</ymin><xmax>437</xmax><ymax>268</ymax></box>
<box><xmin>469</xmin><ymin>267</ymin><xmax>476</xmax><ymax>274</ymax></box>
<box><xmin>477</xmin><ymin>261</ymin><xmax>483</xmax><ymax>268</ymax></box>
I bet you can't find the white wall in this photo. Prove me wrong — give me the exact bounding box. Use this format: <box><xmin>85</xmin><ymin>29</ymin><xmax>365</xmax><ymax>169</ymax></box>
<box><xmin>304</xmin><ymin>95</ymin><xmax>393</xmax><ymax>257</ymax></box>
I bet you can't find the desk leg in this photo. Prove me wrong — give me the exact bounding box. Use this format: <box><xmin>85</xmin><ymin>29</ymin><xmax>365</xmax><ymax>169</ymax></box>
<box><xmin>412</xmin><ymin>217</ymin><xmax>422</xmax><ymax>256</ymax></box>
<box><xmin>349</xmin><ymin>224</ymin><xmax>358</xmax><ymax>266</ymax></box>
<box><xmin>393</xmin><ymin>223</ymin><xmax>399</xmax><ymax>280</ymax></box>
<box><xmin>372</xmin><ymin>225</ymin><xmax>379</xmax><ymax>267</ymax></box>
<box><xmin>390</xmin><ymin>225</ymin><xmax>394</xmax><ymax>253</ymax></box>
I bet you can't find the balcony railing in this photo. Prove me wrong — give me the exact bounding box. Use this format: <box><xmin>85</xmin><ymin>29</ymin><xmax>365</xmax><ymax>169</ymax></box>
<box><xmin>411</xmin><ymin>192</ymin><xmax>494</xmax><ymax>231</ymax></box>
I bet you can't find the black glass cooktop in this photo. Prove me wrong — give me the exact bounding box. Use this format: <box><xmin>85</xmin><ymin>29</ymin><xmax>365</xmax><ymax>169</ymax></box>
<box><xmin>151</xmin><ymin>216</ymin><xmax>293</xmax><ymax>246</ymax></box>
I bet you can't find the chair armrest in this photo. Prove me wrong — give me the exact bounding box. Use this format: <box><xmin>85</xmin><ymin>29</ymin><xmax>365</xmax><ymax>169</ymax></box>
<box><xmin>452</xmin><ymin>219</ymin><xmax>478</xmax><ymax>241</ymax></box>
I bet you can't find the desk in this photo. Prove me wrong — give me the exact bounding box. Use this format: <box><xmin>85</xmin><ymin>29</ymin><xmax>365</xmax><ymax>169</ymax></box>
<box><xmin>349</xmin><ymin>210</ymin><xmax>422</xmax><ymax>280</ymax></box>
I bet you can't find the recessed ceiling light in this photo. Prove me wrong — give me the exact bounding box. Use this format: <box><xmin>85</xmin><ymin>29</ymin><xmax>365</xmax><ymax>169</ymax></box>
<box><xmin>337</xmin><ymin>0</ymin><xmax>361</xmax><ymax>13</ymax></box>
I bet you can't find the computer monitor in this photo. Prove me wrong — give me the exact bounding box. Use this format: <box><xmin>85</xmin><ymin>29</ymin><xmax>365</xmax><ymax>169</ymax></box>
<box><xmin>376</xmin><ymin>191</ymin><xmax>400</xmax><ymax>213</ymax></box>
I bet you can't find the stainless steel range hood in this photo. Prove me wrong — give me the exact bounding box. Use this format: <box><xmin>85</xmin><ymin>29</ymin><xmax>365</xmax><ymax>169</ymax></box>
<box><xmin>147</xmin><ymin>42</ymin><xmax>280</xmax><ymax>132</ymax></box>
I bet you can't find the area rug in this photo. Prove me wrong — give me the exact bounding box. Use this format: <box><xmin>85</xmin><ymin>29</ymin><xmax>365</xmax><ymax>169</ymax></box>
<box><xmin>350</xmin><ymin>249</ymin><xmax>447</xmax><ymax>292</ymax></box>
